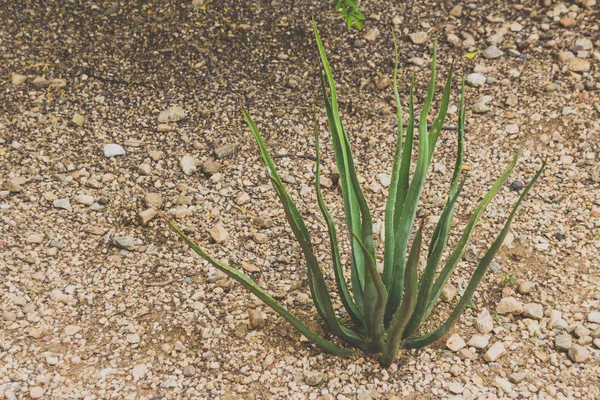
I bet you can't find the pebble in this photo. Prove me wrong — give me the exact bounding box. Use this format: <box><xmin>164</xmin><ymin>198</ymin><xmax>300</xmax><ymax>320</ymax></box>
<box><xmin>11</xmin><ymin>73</ymin><xmax>27</xmax><ymax>85</ymax></box>
<box><xmin>511</xmin><ymin>181</ymin><xmax>524</xmax><ymax>191</ymax></box>
<box><xmin>132</xmin><ymin>364</ymin><xmax>148</xmax><ymax>380</ymax></box>
<box><xmin>103</xmin><ymin>144</ymin><xmax>126</xmax><ymax>157</ymax></box>
<box><xmin>249</xmin><ymin>309</ymin><xmax>266</xmax><ymax>329</ymax></box>
<box><xmin>446</xmin><ymin>333</ymin><xmax>466</xmax><ymax>352</ymax></box>
<box><xmin>64</xmin><ymin>325</ymin><xmax>81</xmax><ymax>336</ymax></box>
<box><xmin>472</xmin><ymin>95</ymin><xmax>492</xmax><ymax>113</ymax></box>
<box><xmin>29</xmin><ymin>387</ymin><xmax>44</xmax><ymax>399</ymax></box>
<box><xmin>518</xmin><ymin>281</ymin><xmax>535</xmax><ymax>294</ymax></box>
<box><xmin>483</xmin><ymin>46</ymin><xmax>504</xmax><ymax>59</ymax></box>
<box><xmin>510</xmin><ymin>372</ymin><xmax>528</xmax><ymax>384</ymax></box>
<box><xmin>139</xmin><ymin>209</ymin><xmax>157</xmax><ymax>225</ymax></box>
<box><xmin>27</xmin><ymin>233</ymin><xmax>44</xmax><ymax>244</ymax></box>
<box><xmin>138</xmin><ymin>163</ymin><xmax>151</xmax><ymax>174</ymax></box>
<box><xmin>573</xmin><ymin>325</ymin><xmax>591</xmax><ymax>339</ymax></box>
<box><xmin>127</xmin><ymin>333</ymin><xmax>141</xmax><ymax>344</ymax></box>
<box><xmin>253</xmin><ymin>232</ymin><xmax>269</xmax><ymax>244</ymax></box>
<box><xmin>241</xmin><ymin>261</ymin><xmax>260</xmax><ymax>273</ymax></box>
<box><xmin>468</xmin><ymin>334</ymin><xmax>489</xmax><ymax>349</ymax></box>
<box><xmin>523</xmin><ymin>303</ymin><xmax>543</xmax><ymax>320</ymax></box>
<box><xmin>262</xmin><ymin>354</ymin><xmax>275</xmax><ymax>369</ymax></box>
<box><xmin>235</xmin><ymin>192</ymin><xmax>250</xmax><ymax>205</ymax></box>
<box><xmin>568</xmin><ymin>344</ymin><xmax>589</xmax><ymax>363</ymax></box>
<box><xmin>440</xmin><ymin>284</ymin><xmax>457</xmax><ymax>302</ymax></box>
<box><xmin>214</xmin><ymin>143</ymin><xmax>238</xmax><ymax>159</ymax></box>
<box><xmin>157</xmin><ymin>123</ymin><xmax>173</xmax><ymax>132</ymax></box>
<box><xmin>476</xmin><ymin>308</ymin><xmax>494</xmax><ymax>334</ymax></box>
<box><xmin>448</xmin><ymin>382</ymin><xmax>463</xmax><ymax>394</ymax></box>
<box><xmin>180</xmin><ymin>155</ymin><xmax>197</xmax><ymax>175</ymax></box>
<box><xmin>46</xmin><ymin>355</ymin><xmax>59</xmax><ymax>365</ymax></box>
<box><xmin>495</xmin><ymin>377</ymin><xmax>513</xmax><ymax>394</ymax></box>
<box><xmin>113</xmin><ymin>236</ymin><xmax>136</xmax><ymax>251</ymax></box>
<box><xmin>364</xmin><ymin>27</ymin><xmax>379</xmax><ymax>42</ymax></box>
<box><xmin>496</xmin><ymin>297</ymin><xmax>523</xmax><ymax>315</ymax></box>
<box><xmin>555</xmin><ymin>334</ymin><xmax>572</xmax><ymax>351</ymax></box>
<box><xmin>568</xmin><ymin>58</ymin><xmax>590</xmax><ymax>72</ymax></box>
<box><xmin>304</xmin><ymin>370</ymin><xmax>324</xmax><ymax>386</ymax></box>
<box><xmin>587</xmin><ymin>311</ymin><xmax>600</xmax><ymax>323</ymax></box>
<box><xmin>449</xmin><ymin>5</ymin><xmax>462</xmax><ymax>17</ymax></box>
<box><xmin>32</xmin><ymin>76</ymin><xmax>50</xmax><ymax>88</ymax></box>
<box><xmin>375</xmin><ymin>76</ymin><xmax>391</xmax><ymax>90</ymax></box>
<box><xmin>505</xmin><ymin>95</ymin><xmax>518</xmax><ymax>107</ymax></box>
<box><xmin>183</xmin><ymin>365</ymin><xmax>196</xmax><ymax>377</ymax></box>
<box><xmin>409</xmin><ymin>31</ymin><xmax>427</xmax><ymax>44</ymax></box>
<box><xmin>209</xmin><ymin>223</ymin><xmax>229</xmax><ymax>243</ymax></box>
<box><xmin>157</xmin><ymin>105</ymin><xmax>185</xmax><ymax>122</ymax></box>
<box><xmin>145</xmin><ymin>192</ymin><xmax>164</xmax><ymax>209</ymax></box>
<box><xmin>505</xmin><ymin>124</ymin><xmax>519</xmax><ymax>134</ymax></box>
<box><xmin>408</xmin><ymin>57</ymin><xmax>424</xmax><ymax>66</ymax></box>
<box><xmin>53</xmin><ymin>198</ymin><xmax>72</xmax><ymax>211</ymax></box>
<box><xmin>483</xmin><ymin>342</ymin><xmax>506</xmax><ymax>362</ymax></box>
<box><xmin>466</xmin><ymin>73</ymin><xmax>486</xmax><ymax>87</ymax></box>
<box><xmin>575</xmin><ymin>37</ymin><xmax>593</xmax><ymax>51</ymax></box>
<box><xmin>77</xmin><ymin>194</ymin><xmax>95</xmax><ymax>206</ymax></box>
<box><xmin>149</xmin><ymin>150</ymin><xmax>163</xmax><ymax>161</ymax></box>
<box><xmin>201</xmin><ymin>161</ymin><xmax>222</xmax><ymax>175</ymax></box>
<box><xmin>72</xmin><ymin>113</ymin><xmax>85</xmax><ymax>127</ymax></box>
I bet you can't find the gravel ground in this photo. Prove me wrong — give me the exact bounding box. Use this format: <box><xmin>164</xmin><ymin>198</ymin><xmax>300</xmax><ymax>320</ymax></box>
<box><xmin>1</xmin><ymin>0</ymin><xmax>600</xmax><ymax>399</ymax></box>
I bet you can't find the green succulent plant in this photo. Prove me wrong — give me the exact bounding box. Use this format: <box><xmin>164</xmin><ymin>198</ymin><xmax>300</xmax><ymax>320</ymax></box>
<box><xmin>159</xmin><ymin>23</ymin><xmax>545</xmax><ymax>367</ymax></box>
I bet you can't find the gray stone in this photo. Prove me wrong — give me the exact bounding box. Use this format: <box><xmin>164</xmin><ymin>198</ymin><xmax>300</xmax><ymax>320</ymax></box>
<box><xmin>446</xmin><ymin>333</ymin><xmax>466</xmax><ymax>352</ymax></box>
<box><xmin>249</xmin><ymin>309</ymin><xmax>266</xmax><ymax>329</ymax></box>
<box><xmin>466</xmin><ymin>73</ymin><xmax>486</xmax><ymax>87</ymax></box>
<box><xmin>568</xmin><ymin>58</ymin><xmax>590</xmax><ymax>72</ymax></box>
<box><xmin>475</xmin><ymin>308</ymin><xmax>494</xmax><ymax>334</ymax></box>
<box><xmin>587</xmin><ymin>311</ymin><xmax>600</xmax><ymax>323</ymax></box>
<box><xmin>209</xmin><ymin>223</ymin><xmax>229</xmax><ymax>243</ymax></box>
<box><xmin>555</xmin><ymin>334</ymin><xmax>572</xmax><ymax>351</ymax></box>
<box><xmin>484</xmin><ymin>342</ymin><xmax>506</xmax><ymax>362</ymax></box>
<box><xmin>364</xmin><ymin>27</ymin><xmax>379</xmax><ymax>42</ymax></box>
<box><xmin>573</xmin><ymin>325</ymin><xmax>591</xmax><ymax>339</ymax></box>
<box><xmin>496</xmin><ymin>297</ymin><xmax>523</xmax><ymax>315</ymax></box>
<box><xmin>139</xmin><ymin>209</ymin><xmax>157</xmax><ymax>225</ymax></box>
<box><xmin>144</xmin><ymin>192</ymin><xmax>163</xmax><ymax>209</ymax></box>
<box><xmin>113</xmin><ymin>236</ymin><xmax>136</xmax><ymax>251</ymax></box>
<box><xmin>103</xmin><ymin>144</ymin><xmax>126</xmax><ymax>157</ymax></box>
<box><xmin>11</xmin><ymin>73</ymin><xmax>27</xmax><ymax>86</ymax></box>
<box><xmin>575</xmin><ymin>37</ymin><xmax>593</xmax><ymax>51</ymax></box>
<box><xmin>449</xmin><ymin>5</ymin><xmax>462</xmax><ymax>17</ymax></box>
<box><xmin>214</xmin><ymin>143</ymin><xmax>238</xmax><ymax>159</ymax></box>
<box><xmin>157</xmin><ymin>105</ymin><xmax>186</xmax><ymax>122</ymax></box>
<box><xmin>77</xmin><ymin>194</ymin><xmax>95</xmax><ymax>206</ymax></box>
<box><xmin>509</xmin><ymin>372</ymin><xmax>528</xmax><ymax>384</ymax></box>
<box><xmin>409</xmin><ymin>31</ymin><xmax>427</xmax><ymax>44</ymax></box>
<box><xmin>53</xmin><ymin>198</ymin><xmax>72</xmax><ymax>211</ymax></box>
<box><xmin>518</xmin><ymin>281</ymin><xmax>535</xmax><ymax>295</ymax></box>
<box><xmin>201</xmin><ymin>161</ymin><xmax>222</xmax><ymax>175</ymax></box>
<box><xmin>32</xmin><ymin>76</ymin><xmax>51</xmax><ymax>88</ymax></box>
<box><xmin>495</xmin><ymin>377</ymin><xmax>512</xmax><ymax>394</ymax></box>
<box><xmin>304</xmin><ymin>371</ymin><xmax>324</xmax><ymax>386</ymax></box>
<box><xmin>568</xmin><ymin>344</ymin><xmax>589</xmax><ymax>363</ymax></box>
<box><xmin>468</xmin><ymin>334</ymin><xmax>489</xmax><ymax>349</ymax></box>
<box><xmin>483</xmin><ymin>46</ymin><xmax>504</xmax><ymax>59</ymax></box>
<box><xmin>72</xmin><ymin>113</ymin><xmax>85</xmax><ymax>127</ymax></box>
<box><xmin>523</xmin><ymin>303</ymin><xmax>543</xmax><ymax>320</ymax></box>
<box><xmin>448</xmin><ymin>382</ymin><xmax>463</xmax><ymax>394</ymax></box>
<box><xmin>183</xmin><ymin>365</ymin><xmax>196</xmax><ymax>377</ymax></box>
<box><xmin>132</xmin><ymin>364</ymin><xmax>148</xmax><ymax>380</ymax></box>
<box><xmin>472</xmin><ymin>95</ymin><xmax>493</xmax><ymax>114</ymax></box>
<box><xmin>180</xmin><ymin>155</ymin><xmax>197</xmax><ymax>175</ymax></box>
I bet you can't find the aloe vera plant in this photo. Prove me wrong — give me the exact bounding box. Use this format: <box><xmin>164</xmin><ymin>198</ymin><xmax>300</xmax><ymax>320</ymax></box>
<box><xmin>159</xmin><ymin>23</ymin><xmax>545</xmax><ymax>367</ymax></box>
